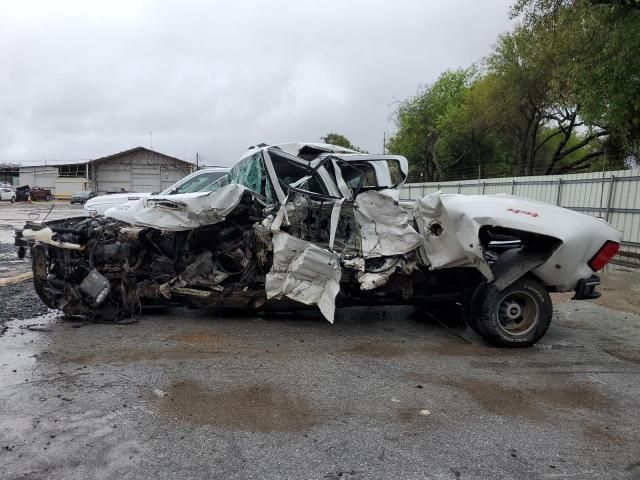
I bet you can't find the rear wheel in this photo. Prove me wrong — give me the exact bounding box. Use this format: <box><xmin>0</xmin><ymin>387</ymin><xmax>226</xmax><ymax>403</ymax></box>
<box><xmin>471</xmin><ymin>276</ymin><xmax>552</xmax><ymax>347</ymax></box>
<box><xmin>10</xmin><ymin>196</ymin><xmax>15</xmax><ymax>203</ymax></box>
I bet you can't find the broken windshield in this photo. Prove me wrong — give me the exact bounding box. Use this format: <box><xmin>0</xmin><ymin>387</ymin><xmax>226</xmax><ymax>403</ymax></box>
<box><xmin>215</xmin><ymin>151</ymin><xmax>275</xmax><ymax>202</ymax></box>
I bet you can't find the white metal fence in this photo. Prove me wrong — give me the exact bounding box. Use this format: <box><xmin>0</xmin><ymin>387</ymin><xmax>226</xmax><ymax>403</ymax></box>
<box><xmin>400</xmin><ymin>169</ymin><xmax>640</xmax><ymax>269</ymax></box>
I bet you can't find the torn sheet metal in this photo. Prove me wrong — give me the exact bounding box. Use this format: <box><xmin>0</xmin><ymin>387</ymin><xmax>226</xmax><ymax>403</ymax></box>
<box><xmin>356</xmin><ymin>257</ymin><xmax>417</xmax><ymax>291</ymax></box>
<box><xmin>332</xmin><ymin>159</ymin><xmax>353</xmax><ymax>200</ymax></box>
<box><xmin>415</xmin><ymin>192</ymin><xmax>492</xmax><ymax>280</ymax></box>
<box><xmin>329</xmin><ymin>198</ymin><xmax>345</xmax><ymax>250</ymax></box>
<box><xmin>105</xmin><ymin>184</ymin><xmax>249</xmax><ymax>231</ymax></box>
<box><xmin>354</xmin><ymin>189</ymin><xmax>423</xmax><ymax>258</ymax></box>
<box><xmin>266</xmin><ymin>231</ymin><xmax>342</xmax><ymax>323</ymax></box>
<box><xmin>358</xmin><ymin>272</ymin><xmax>392</xmax><ymax>291</ymax></box>
<box><xmin>266</xmin><ymin>204</ymin><xmax>341</xmax><ymax>322</ymax></box>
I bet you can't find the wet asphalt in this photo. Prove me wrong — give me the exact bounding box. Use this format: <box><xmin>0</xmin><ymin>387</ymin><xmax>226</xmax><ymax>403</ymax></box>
<box><xmin>1</xmin><ymin>202</ymin><xmax>640</xmax><ymax>479</ymax></box>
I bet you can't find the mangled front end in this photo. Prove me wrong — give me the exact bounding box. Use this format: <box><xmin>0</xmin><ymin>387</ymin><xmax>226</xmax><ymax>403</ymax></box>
<box><xmin>25</xmin><ymin>185</ymin><xmax>272</xmax><ymax>320</ymax></box>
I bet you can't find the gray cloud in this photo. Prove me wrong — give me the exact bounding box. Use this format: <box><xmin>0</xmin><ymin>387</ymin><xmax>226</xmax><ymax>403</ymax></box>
<box><xmin>0</xmin><ymin>0</ymin><xmax>513</xmax><ymax>166</ymax></box>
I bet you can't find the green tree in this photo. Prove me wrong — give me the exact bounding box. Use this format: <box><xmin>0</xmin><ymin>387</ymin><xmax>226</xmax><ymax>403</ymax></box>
<box><xmin>387</xmin><ymin>66</ymin><xmax>526</xmax><ymax>181</ymax></box>
<box><xmin>389</xmin><ymin>0</ymin><xmax>640</xmax><ymax>179</ymax></box>
<box><xmin>322</xmin><ymin>133</ymin><xmax>367</xmax><ymax>153</ymax></box>
<box><xmin>512</xmin><ymin>0</ymin><xmax>640</xmax><ymax>167</ymax></box>
<box><xmin>387</xmin><ymin>69</ymin><xmax>478</xmax><ymax>181</ymax></box>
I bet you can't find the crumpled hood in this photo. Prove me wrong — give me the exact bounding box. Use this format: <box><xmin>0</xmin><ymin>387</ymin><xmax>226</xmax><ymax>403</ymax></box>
<box><xmin>104</xmin><ymin>184</ymin><xmax>250</xmax><ymax>231</ymax></box>
<box><xmin>85</xmin><ymin>192</ymin><xmax>150</xmax><ymax>206</ymax></box>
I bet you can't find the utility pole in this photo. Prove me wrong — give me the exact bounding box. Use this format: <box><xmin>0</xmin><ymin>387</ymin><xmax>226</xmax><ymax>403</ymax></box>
<box><xmin>383</xmin><ymin>132</ymin><xmax>386</xmax><ymax>154</ymax></box>
<box><xmin>196</xmin><ymin>153</ymin><xmax>199</xmax><ymax>171</ymax></box>
<box><xmin>150</xmin><ymin>131</ymin><xmax>153</xmax><ymax>150</ymax></box>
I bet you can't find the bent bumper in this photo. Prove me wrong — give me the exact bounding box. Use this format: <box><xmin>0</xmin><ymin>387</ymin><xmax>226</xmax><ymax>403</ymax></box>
<box><xmin>572</xmin><ymin>275</ymin><xmax>601</xmax><ymax>300</ymax></box>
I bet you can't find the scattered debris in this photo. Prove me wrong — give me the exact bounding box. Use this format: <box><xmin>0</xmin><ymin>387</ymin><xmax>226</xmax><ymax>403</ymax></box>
<box><xmin>0</xmin><ymin>271</ymin><xmax>33</xmax><ymax>287</ymax></box>
<box><xmin>20</xmin><ymin>324</ymin><xmax>52</xmax><ymax>332</ymax></box>
<box><xmin>153</xmin><ymin>388</ymin><xmax>168</xmax><ymax>398</ymax></box>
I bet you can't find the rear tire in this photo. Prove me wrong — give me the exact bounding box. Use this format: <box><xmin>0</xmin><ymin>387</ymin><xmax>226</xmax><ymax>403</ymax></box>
<box><xmin>471</xmin><ymin>276</ymin><xmax>552</xmax><ymax>347</ymax></box>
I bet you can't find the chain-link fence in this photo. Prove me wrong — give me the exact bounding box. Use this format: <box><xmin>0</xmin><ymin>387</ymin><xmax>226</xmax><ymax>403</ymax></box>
<box><xmin>400</xmin><ymin>169</ymin><xmax>640</xmax><ymax>269</ymax></box>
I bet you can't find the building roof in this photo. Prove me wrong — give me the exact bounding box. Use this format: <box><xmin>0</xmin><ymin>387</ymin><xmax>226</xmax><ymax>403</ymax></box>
<box><xmin>18</xmin><ymin>159</ymin><xmax>90</xmax><ymax>168</ymax></box>
<box><xmin>91</xmin><ymin>146</ymin><xmax>193</xmax><ymax>166</ymax></box>
<box><xmin>16</xmin><ymin>147</ymin><xmax>194</xmax><ymax>169</ymax></box>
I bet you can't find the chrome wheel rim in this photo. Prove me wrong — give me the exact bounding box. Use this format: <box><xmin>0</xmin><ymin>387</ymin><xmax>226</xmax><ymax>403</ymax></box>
<box><xmin>497</xmin><ymin>291</ymin><xmax>539</xmax><ymax>336</ymax></box>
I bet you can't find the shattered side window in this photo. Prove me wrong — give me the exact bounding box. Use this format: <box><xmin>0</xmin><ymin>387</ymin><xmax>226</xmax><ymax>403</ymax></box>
<box><xmin>218</xmin><ymin>152</ymin><xmax>274</xmax><ymax>203</ymax></box>
<box><xmin>271</xmin><ymin>152</ymin><xmax>307</xmax><ymax>185</ymax></box>
<box><xmin>338</xmin><ymin>159</ymin><xmax>404</xmax><ymax>191</ymax></box>
<box><xmin>271</xmin><ymin>150</ymin><xmax>326</xmax><ymax>194</ymax></box>
<box><xmin>342</xmin><ymin>163</ymin><xmax>377</xmax><ymax>189</ymax></box>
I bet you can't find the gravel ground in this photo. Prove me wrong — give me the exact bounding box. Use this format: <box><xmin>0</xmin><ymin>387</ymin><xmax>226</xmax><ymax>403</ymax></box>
<box><xmin>0</xmin><ymin>281</ymin><xmax>50</xmax><ymax>324</ymax></box>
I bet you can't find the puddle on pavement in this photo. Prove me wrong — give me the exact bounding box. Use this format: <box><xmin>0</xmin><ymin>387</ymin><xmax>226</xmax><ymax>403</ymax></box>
<box><xmin>0</xmin><ymin>226</ymin><xmax>17</xmax><ymax>244</ymax></box>
<box><xmin>341</xmin><ymin>338</ymin><xmax>513</xmax><ymax>358</ymax></box>
<box><xmin>419</xmin><ymin>341</ymin><xmax>514</xmax><ymax>357</ymax></box>
<box><xmin>0</xmin><ymin>242</ymin><xmax>28</xmax><ymax>275</ymax></box>
<box><xmin>412</xmin><ymin>375</ymin><xmax>613</xmax><ymax>422</ymax></box>
<box><xmin>0</xmin><ymin>259</ymin><xmax>29</xmax><ymax>275</ymax></box>
<box><xmin>169</xmin><ymin>330</ymin><xmax>224</xmax><ymax>348</ymax></box>
<box><xmin>59</xmin><ymin>329</ymin><xmax>228</xmax><ymax>364</ymax></box>
<box><xmin>582</xmin><ymin>424</ymin><xmax>626</xmax><ymax>446</ymax></box>
<box><xmin>157</xmin><ymin>380</ymin><xmax>318</xmax><ymax>432</ymax></box>
<box><xmin>0</xmin><ymin>313</ymin><xmax>59</xmax><ymax>386</ymax></box>
<box><xmin>603</xmin><ymin>347</ymin><xmax>640</xmax><ymax>364</ymax></box>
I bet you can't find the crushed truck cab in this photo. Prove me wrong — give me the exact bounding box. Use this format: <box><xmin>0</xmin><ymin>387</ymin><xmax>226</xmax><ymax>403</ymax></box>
<box><xmin>18</xmin><ymin>142</ymin><xmax>622</xmax><ymax>347</ymax></box>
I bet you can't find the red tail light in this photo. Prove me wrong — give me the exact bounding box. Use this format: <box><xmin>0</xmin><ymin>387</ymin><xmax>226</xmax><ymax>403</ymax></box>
<box><xmin>588</xmin><ymin>241</ymin><xmax>620</xmax><ymax>271</ymax></box>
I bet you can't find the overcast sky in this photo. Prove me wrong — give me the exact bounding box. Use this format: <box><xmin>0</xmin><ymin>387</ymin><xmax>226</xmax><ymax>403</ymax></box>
<box><xmin>1</xmin><ymin>0</ymin><xmax>513</xmax><ymax>166</ymax></box>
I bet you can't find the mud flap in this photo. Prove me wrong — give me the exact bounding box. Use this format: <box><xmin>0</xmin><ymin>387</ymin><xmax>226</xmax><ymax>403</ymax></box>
<box><xmin>491</xmin><ymin>248</ymin><xmax>548</xmax><ymax>291</ymax></box>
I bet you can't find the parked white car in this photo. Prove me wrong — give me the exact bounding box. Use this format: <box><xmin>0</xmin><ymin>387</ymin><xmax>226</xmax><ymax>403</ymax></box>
<box><xmin>83</xmin><ymin>167</ymin><xmax>230</xmax><ymax>215</ymax></box>
<box><xmin>0</xmin><ymin>187</ymin><xmax>16</xmax><ymax>203</ymax></box>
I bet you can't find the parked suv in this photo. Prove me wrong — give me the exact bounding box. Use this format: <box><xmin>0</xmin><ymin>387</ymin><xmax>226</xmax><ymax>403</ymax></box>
<box><xmin>70</xmin><ymin>191</ymin><xmax>96</xmax><ymax>205</ymax></box>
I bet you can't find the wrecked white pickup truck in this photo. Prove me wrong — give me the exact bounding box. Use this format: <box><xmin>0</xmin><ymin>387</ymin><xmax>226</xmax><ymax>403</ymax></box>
<box><xmin>16</xmin><ymin>142</ymin><xmax>622</xmax><ymax>347</ymax></box>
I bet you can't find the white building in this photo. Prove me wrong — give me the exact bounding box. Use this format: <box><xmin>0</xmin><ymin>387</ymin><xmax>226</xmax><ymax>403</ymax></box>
<box><xmin>18</xmin><ymin>147</ymin><xmax>194</xmax><ymax>197</ymax></box>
